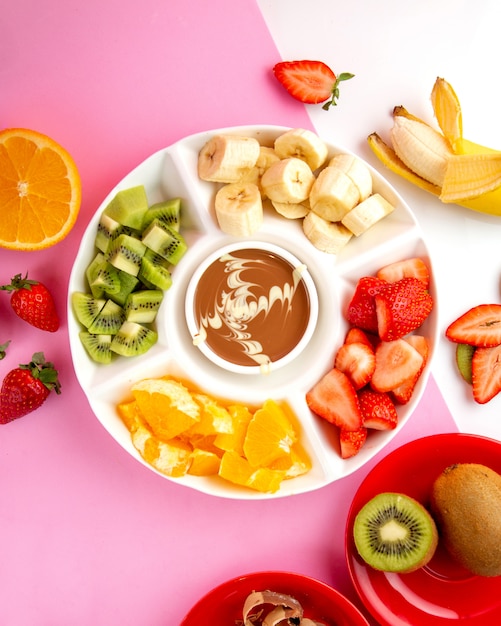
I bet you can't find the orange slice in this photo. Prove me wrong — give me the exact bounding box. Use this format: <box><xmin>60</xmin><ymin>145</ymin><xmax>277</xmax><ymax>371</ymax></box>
<box><xmin>188</xmin><ymin>448</ymin><xmax>221</xmax><ymax>476</ymax></box>
<box><xmin>243</xmin><ymin>399</ymin><xmax>297</xmax><ymax>467</ymax></box>
<box><xmin>0</xmin><ymin>127</ymin><xmax>81</xmax><ymax>250</ymax></box>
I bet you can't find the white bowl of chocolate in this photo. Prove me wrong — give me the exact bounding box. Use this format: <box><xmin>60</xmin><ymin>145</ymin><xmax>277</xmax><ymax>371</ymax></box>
<box><xmin>185</xmin><ymin>241</ymin><xmax>318</xmax><ymax>375</ymax></box>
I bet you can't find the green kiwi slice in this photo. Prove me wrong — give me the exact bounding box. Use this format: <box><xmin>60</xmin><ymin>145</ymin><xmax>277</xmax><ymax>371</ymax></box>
<box><xmin>106</xmin><ymin>233</ymin><xmax>147</xmax><ymax>277</ymax></box>
<box><xmin>138</xmin><ymin>251</ymin><xmax>173</xmax><ymax>291</ymax></box>
<box><xmin>102</xmin><ymin>185</ymin><xmax>149</xmax><ymax>230</ymax></box>
<box><xmin>87</xmin><ymin>299</ymin><xmax>126</xmax><ymax>335</ymax></box>
<box><xmin>456</xmin><ymin>343</ymin><xmax>475</xmax><ymax>384</ymax></box>
<box><xmin>72</xmin><ymin>292</ymin><xmax>106</xmax><ymax>328</ymax></box>
<box><xmin>141</xmin><ymin>219</ymin><xmax>187</xmax><ymax>264</ymax></box>
<box><xmin>124</xmin><ymin>289</ymin><xmax>163</xmax><ymax>324</ymax></box>
<box><xmin>79</xmin><ymin>332</ymin><xmax>115</xmax><ymax>364</ymax></box>
<box><xmin>108</xmin><ymin>271</ymin><xmax>140</xmax><ymax>307</ymax></box>
<box><xmin>110</xmin><ymin>321</ymin><xmax>158</xmax><ymax>356</ymax></box>
<box><xmin>353</xmin><ymin>492</ymin><xmax>438</xmax><ymax>573</ymax></box>
<box><xmin>141</xmin><ymin>198</ymin><xmax>181</xmax><ymax>232</ymax></box>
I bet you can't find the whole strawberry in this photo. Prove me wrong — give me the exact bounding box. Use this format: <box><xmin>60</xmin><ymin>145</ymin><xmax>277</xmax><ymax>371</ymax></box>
<box><xmin>1</xmin><ymin>273</ymin><xmax>59</xmax><ymax>332</ymax></box>
<box><xmin>0</xmin><ymin>352</ymin><xmax>61</xmax><ymax>424</ymax></box>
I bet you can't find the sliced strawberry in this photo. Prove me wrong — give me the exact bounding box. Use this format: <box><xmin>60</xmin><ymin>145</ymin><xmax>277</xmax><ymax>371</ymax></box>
<box><xmin>346</xmin><ymin>276</ymin><xmax>388</xmax><ymax>334</ymax></box>
<box><xmin>334</xmin><ymin>341</ymin><xmax>375</xmax><ymax>390</ymax></box>
<box><xmin>446</xmin><ymin>304</ymin><xmax>501</xmax><ymax>347</ymax></box>
<box><xmin>471</xmin><ymin>345</ymin><xmax>501</xmax><ymax>404</ymax></box>
<box><xmin>376</xmin><ymin>257</ymin><xmax>430</xmax><ymax>288</ymax></box>
<box><xmin>371</xmin><ymin>339</ymin><xmax>424</xmax><ymax>393</ymax></box>
<box><xmin>358</xmin><ymin>389</ymin><xmax>398</xmax><ymax>430</ymax></box>
<box><xmin>306</xmin><ymin>368</ymin><xmax>362</xmax><ymax>431</ymax></box>
<box><xmin>391</xmin><ymin>335</ymin><xmax>429</xmax><ymax>404</ymax></box>
<box><xmin>344</xmin><ymin>327</ymin><xmax>377</xmax><ymax>348</ymax></box>
<box><xmin>272</xmin><ymin>60</ymin><xmax>354</xmax><ymax>109</ymax></box>
<box><xmin>339</xmin><ymin>427</ymin><xmax>367</xmax><ymax>459</ymax></box>
<box><xmin>375</xmin><ymin>277</ymin><xmax>433</xmax><ymax>341</ymax></box>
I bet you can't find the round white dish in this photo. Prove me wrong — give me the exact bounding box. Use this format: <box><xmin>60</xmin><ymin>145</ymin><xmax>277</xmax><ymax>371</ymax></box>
<box><xmin>67</xmin><ymin>125</ymin><xmax>438</xmax><ymax>499</ymax></box>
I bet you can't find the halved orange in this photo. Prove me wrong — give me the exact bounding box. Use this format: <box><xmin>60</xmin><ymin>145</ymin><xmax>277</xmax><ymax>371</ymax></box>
<box><xmin>0</xmin><ymin>128</ymin><xmax>81</xmax><ymax>250</ymax></box>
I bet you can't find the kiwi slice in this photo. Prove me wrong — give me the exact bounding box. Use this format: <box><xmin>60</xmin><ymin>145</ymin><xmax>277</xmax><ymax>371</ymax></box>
<box><xmin>456</xmin><ymin>343</ymin><xmax>475</xmax><ymax>384</ymax></box>
<box><xmin>106</xmin><ymin>233</ymin><xmax>147</xmax><ymax>277</ymax></box>
<box><xmin>108</xmin><ymin>270</ymin><xmax>140</xmax><ymax>307</ymax></box>
<box><xmin>72</xmin><ymin>292</ymin><xmax>106</xmax><ymax>328</ymax></box>
<box><xmin>90</xmin><ymin>260</ymin><xmax>121</xmax><ymax>296</ymax></box>
<box><xmin>95</xmin><ymin>213</ymin><xmax>140</xmax><ymax>253</ymax></box>
<box><xmin>79</xmin><ymin>332</ymin><xmax>115</xmax><ymax>364</ymax></box>
<box><xmin>138</xmin><ymin>251</ymin><xmax>173</xmax><ymax>291</ymax></box>
<box><xmin>110</xmin><ymin>321</ymin><xmax>158</xmax><ymax>356</ymax></box>
<box><xmin>353</xmin><ymin>492</ymin><xmax>438</xmax><ymax>573</ymax></box>
<box><xmin>102</xmin><ymin>185</ymin><xmax>149</xmax><ymax>230</ymax></box>
<box><xmin>141</xmin><ymin>219</ymin><xmax>187</xmax><ymax>264</ymax></box>
<box><xmin>124</xmin><ymin>289</ymin><xmax>163</xmax><ymax>324</ymax></box>
<box><xmin>141</xmin><ymin>198</ymin><xmax>181</xmax><ymax>232</ymax></box>
<box><xmin>87</xmin><ymin>299</ymin><xmax>126</xmax><ymax>335</ymax></box>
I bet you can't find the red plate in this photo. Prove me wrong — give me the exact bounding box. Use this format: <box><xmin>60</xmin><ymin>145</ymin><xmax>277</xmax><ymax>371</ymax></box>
<box><xmin>346</xmin><ymin>433</ymin><xmax>501</xmax><ymax>625</ymax></box>
<box><xmin>180</xmin><ymin>570</ymin><xmax>370</xmax><ymax>625</ymax></box>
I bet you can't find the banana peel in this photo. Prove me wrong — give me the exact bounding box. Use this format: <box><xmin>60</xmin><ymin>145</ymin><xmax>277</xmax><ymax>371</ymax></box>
<box><xmin>368</xmin><ymin>77</ymin><xmax>501</xmax><ymax>216</ymax></box>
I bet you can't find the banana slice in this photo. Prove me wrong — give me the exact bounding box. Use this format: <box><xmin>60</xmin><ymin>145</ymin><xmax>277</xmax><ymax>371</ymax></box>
<box><xmin>239</xmin><ymin>146</ymin><xmax>281</xmax><ymax>195</ymax></box>
<box><xmin>274</xmin><ymin>128</ymin><xmax>329</xmax><ymax>171</ymax></box>
<box><xmin>214</xmin><ymin>182</ymin><xmax>263</xmax><ymax>236</ymax></box>
<box><xmin>261</xmin><ymin>157</ymin><xmax>315</xmax><ymax>203</ymax></box>
<box><xmin>341</xmin><ymin>193</ymin><xmax>395</xmax><ymax>236</ymax></box>
<box><xmin>309</xmin><ymin>165</ymin><xmax>360</xmax><ymax>222</ymax></box>
<box><xmin>328</xmin><ymin>153</ymin><xmax>373</xmax><ymax>201</ymax></box>
<box><xmin>198</xmin><ymin>135</ymin><xmax>260</xmax><ymax>183</ymax></box>
<box><xmin>303</xmin><ymin>211</ymin><xmax>352</xmax><ymax>254</ymax></box>
<box><xmin>271</xmin><ymin>200</ymin><xmax>310</xmax><ymax>219</ymax></box>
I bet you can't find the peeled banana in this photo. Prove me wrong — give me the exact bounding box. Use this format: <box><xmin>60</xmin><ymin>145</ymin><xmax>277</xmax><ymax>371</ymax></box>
<box><xmin>260</xmin><ymin>157</ymin><xmax>315</xmax><ymax>203</ymax></box>
<box><xmin>368</xmin><ymin>77</ymin><xmax>501</xmax><ymax>216</ymax></box>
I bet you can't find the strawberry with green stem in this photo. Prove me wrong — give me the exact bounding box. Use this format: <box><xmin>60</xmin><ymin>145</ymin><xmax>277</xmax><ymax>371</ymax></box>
<box><xmin>0</xmin><ymin>341</ymin><xmax>10</xmax><ymax>360</ymax></box>
<box><xmin>0</xmin><ymin>352</ymin><xmax>61</xmax><ymax>424</ymax></box>
<box><xmin>1</xmin><ymin>273</ymin><xmax>59</xmax><ymax>332</ymax></box>
<box><xmin>273</xmin><ymin>60</ymin><xmax>354</xmax><ymax>110</ymax></box>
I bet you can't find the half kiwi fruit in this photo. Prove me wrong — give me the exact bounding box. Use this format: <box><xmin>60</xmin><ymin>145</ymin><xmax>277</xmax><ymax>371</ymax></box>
<box><xmin>353</xmin><ymin>492</ymin><xmax>438</xmax><ymax>573</ymax></box>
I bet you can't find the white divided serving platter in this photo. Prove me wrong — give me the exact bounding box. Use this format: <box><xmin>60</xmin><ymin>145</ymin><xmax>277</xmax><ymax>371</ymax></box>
<box><xmin>67</xmin><ymin>125</ymin><xmax>438</xmax><ymax>499</ymax></box>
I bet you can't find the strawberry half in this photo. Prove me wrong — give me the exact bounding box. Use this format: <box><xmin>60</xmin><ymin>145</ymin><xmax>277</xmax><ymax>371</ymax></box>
<box><xmin>306</xmin><ymin>367</ymin><xmax>362</xmax><ymax>431</ymax></box>
<box><xmin>371</xmin><ymin>339</ymin><xmax>424</xmax><ymax>393</ymax></box>
<box><xmin>391</xmin><ymin>335</ymin><xmax>429</xmax><ymax>404</ymax></box>
<box><xmin>339</xmin><ymin>427</ymin><xmax>367</xmax><ymax>459</ymax></box>
<box><xmin>471</xmin><ymin>345</ymin><xmax>501</xmax><ymax>404</ymax></box>
<box><xmin>358</xmin><ymin>389</ymin><xmax>398</xmax><ymax>430</ymax></box>
<box><xmin>446</xmin><ymin>304</ymin><xmax>501</xmax><ymax>347</ymax></box>
<box><xmin>334</xmin><ymin>341</ymin><xmax>375</xmax><ymax>390</ymax></box>
<box><xmin>273</xmin><ymin>60</ymin><xmax>354</xmax><ymax>110</ymax></box>
<box><xmin>375</xmin><ymin>277</ymin><xmax>433</xmax><ymax>341</ymax></box>
<box><xmin>376</xmin><ymin>257</ymin><xmax>430</xmax><ymax>288</ymax></box>
<box><xmin>0</xmin><ymin>352</ymin><xmax>61</xmax><ymax>424</ymax></box>
<box><xmin>346</xmin><ymin>276</ymin><xmax>388</xmax><ymax>334</ymax></box>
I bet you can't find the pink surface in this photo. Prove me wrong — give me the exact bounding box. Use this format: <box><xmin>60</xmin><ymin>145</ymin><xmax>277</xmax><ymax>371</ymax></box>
<box><xmin>0</xmin><ymin>1</ymin><xmax>458</xmax><ymax>624</ymax></box>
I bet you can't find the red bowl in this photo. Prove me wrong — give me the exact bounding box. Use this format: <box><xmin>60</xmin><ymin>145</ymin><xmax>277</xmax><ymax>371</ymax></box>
<box><xmin>180</xmin><ymin>570</ymin><xmax>370</xmax><ymax>625</ymax></box>
<box><xmin>346</xmin><ymin>433</ymin><xmax>501</xmax><ymax>625</ymax></box>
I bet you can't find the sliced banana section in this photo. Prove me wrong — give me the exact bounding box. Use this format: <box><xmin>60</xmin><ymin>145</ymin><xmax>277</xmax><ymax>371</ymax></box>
<box><xmin>309</xmin><ymin>166</ymin><xmax>360</xmax><ymax>222</ymax></box>
<box><xmin>341</xmin><ymin>193</ymin><xmax>395</xmax><ymax>236</ymax></box>
<box><xmin>261</xmin><ymin>157</ymin><xmax>315</xmax><ymax>203</ymax></box>
<box><xmin>214</xmin><ymin>182</ymin><xmax>263</xmax><ymax>236</ymax></box>
<box><xmin>198</xmin><ymin>134</ymin><xmax>260</xmax><ymax>183</ymax></box>
<box><xmin>271</xmin><ymin>200</ymin><xmax>310</xmax><ymax>219</ymax></box>
<box><xmin>303</xmin><ymin>211</ymin><xmax>353</xmax><ymax>254</ymax></box>
<box><xmin>197</xmin><ymin>128</ymin><xmax>398</xmax><ymax>255</ymax></box>
<box><xmin>274</xmin><ymin>128</ymin><xmax>329</xmax><ymax>171</ymax></box>
<box><xmin>328</xmin><ymin>153</ymin><xmax>373</xmax><ymax>201</ymax></box>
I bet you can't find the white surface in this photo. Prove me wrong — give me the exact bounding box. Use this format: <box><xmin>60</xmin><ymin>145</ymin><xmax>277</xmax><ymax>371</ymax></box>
<box><xmin>68</xmin><ymin>125</ymin><xmax>437</xmax><ymax>499</ymax></box>
<box><xmin>258</xmin><ymin>0</ymin><xmax>501</xmax><ymax>440</ymax></box>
